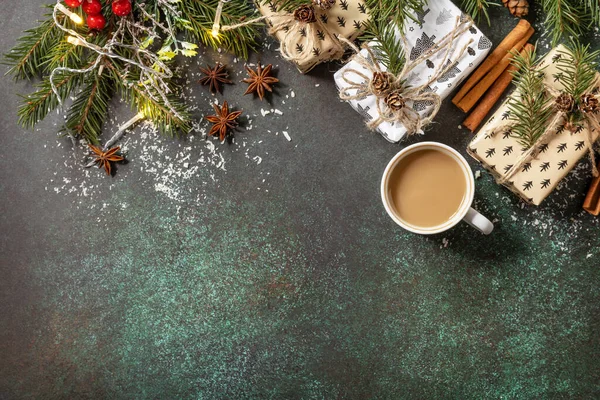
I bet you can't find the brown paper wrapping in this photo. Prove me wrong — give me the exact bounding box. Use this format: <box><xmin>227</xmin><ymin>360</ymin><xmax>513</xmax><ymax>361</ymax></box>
<box><xmin>467</xmin><ymin>45</ymin><xmax>600</xmax><ymax>205</ymax></box>
<box><xmin>258</xmin><ymin>0</ymin><xmax>369</xmax><ymax>73</ymax></box>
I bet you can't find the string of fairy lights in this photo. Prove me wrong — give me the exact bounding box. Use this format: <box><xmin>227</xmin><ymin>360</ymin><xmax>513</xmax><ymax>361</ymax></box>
<box><xmin>51</xmin><ymin>0</ymin><xmax>263</xmax><ymax>153</ymax></box>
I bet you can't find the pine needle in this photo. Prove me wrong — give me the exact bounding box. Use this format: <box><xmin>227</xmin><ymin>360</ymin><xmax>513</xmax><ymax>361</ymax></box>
<box><xmin>17</xmin><ymin>68</ymin><xmax>86</xmax><ymax>129</ymax></box>
<box><xmin>506</xmin><ymin>46</ymin><xmax>554</xmax><ymax>149</ymax></box>
<box><xmin>553</xmin><ymin>40</ymin><xmax>600</xmax><ymax>126</ymax></box>
<box><xmin>361</xmin><ymin>20</ymin><xmax>406</xmax><ymax>77</ymax></box>
<box><xmin>64</xmin><ymin>72</ymin><xmax>115</xmax><ymax>145</ymax></box>
<box><xmin>363</xmin><ymin>0</ymin><xmax>426</xmax><ymax>29</ymax></box>
<box><xmin>3</xmin><ymin>13</ymin><xmax>62</xmax><ymax>79</ymax></box>
<box><xmin>541</xmin><ymin>0</ymin><xmax>589</xmax><ymax>46</ymax></box>
<box><xmin>556</xmin><ymin>41</ymin><xmax>600</xmax><ymax>100</ymax></box>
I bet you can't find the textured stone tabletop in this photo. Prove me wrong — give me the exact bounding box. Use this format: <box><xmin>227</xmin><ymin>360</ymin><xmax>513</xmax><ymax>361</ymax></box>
<box><xmin>0</xmin><ymin>2</ymin><xmax>598</xmax><ymax>398</ymax></box>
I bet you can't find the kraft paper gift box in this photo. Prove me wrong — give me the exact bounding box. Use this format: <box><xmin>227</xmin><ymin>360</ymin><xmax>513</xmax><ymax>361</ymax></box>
<box><xmin>467</xmin><ymin>45</ymin><xmax>600</xmax><ymax>205</ymax></box>
<box><xmin>333</xmin><ymin>0</ymin><xmax>491</xmax><ymax>142</ymax></box>
<box><xmin>258</xmin><ymin>0</ymin><xmax>369</xmax><ymax>73</ymax></box>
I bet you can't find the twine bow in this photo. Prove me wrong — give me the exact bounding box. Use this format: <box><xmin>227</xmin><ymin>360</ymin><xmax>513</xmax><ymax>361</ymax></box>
<box><xmin>267</xmin><ymin>3</ymin><xmax>345</xmax><ymax>66</ymax></box>
<box><xmin>338</xmin><ymin>16</ymin><xmax>474</xmax><ymax>136</ymax></box>
<box><xmin>496</xmin><ymin>80</ymin><xmax>600</xmax><ymax>185</ymax></box>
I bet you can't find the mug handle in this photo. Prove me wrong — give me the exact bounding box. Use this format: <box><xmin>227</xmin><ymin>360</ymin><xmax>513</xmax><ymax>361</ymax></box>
<box><xmin>463</xmin><ymin>207</ymin><xmax>494</xmax><ymax>235</ymax></box>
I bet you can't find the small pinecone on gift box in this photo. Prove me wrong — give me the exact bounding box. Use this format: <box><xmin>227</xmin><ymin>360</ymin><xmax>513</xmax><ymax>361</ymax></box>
<box><xmin>502</xmin><ymin>0</ymin><xmax>529</xmax><ymax>17</ymax></box>
<box><xmin>294</xmin><ymin>5</ymin><xmax>317</xmax><ymax>22</ymax></box>
<box><xmin>384</xmin><ymin>91</ymin><xmax>406</xmax><ymax>111</ymax></box>
<box><xmin>580</xmin><ymin>94</ymin><xmax>599</xmax><ymax>113</ymax></box>
<box><xmin>312</xmin><ymin>0</ymin><xmax>336</xmax><ymax>10</ymax></box>
<box><xmin>555</xmin><ymin>93</ymin><xmax>575</xmax><ymax>112</ymax></box>
<box><xmin>372</xmin><ymin>72</ymin><xmax>392</xmax><ymax>96</ymax></box>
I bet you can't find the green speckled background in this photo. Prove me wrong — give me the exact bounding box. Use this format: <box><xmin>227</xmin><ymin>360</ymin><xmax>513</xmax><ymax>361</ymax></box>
<box><xmin>1</xmin><ymin>2</ymin><xmax>599</xmax><ymax>399</ymax></box>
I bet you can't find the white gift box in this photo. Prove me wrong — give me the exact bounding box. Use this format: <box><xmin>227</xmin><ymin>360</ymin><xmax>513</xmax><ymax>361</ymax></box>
<box><xmin>334</xmin><ymin>0</ymin><xmax>492</xmax><ymax>142</ymax></box>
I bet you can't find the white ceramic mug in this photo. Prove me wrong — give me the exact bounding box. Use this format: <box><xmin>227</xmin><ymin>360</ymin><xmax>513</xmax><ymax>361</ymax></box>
<box><xmin>381</xmin><ymin>142</ymin><xmax>493</xmax><ymax>235</ymax></box>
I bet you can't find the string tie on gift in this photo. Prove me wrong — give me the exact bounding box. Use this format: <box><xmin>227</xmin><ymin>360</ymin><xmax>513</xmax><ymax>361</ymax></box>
<box><xmin>266</xmin><ymin>1</ymin><xmax>346</xmax><ymax>65</ymax></box>
<box><xmin>495</xmin><ymin>77</ymin><xmax>600</xmax><ymax>184</ymax></box>
<box><xmin>338</xmin><ymin>16</ymin><xmax>474</xmax><ymax>136</ymax></box>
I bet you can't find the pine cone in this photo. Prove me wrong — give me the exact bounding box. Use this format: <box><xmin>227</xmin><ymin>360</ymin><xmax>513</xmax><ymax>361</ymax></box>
<box><xmin>371</xmin><ymin>72</ymin><xmax>392</xmax><ymax>96</ymax></box>
<box><xmin>502</xmin><ymin>0</ymin><xmax>529</xmax><ymax>17</ymax></box>
<box><xmin>384</xmin><ymin>91</ymin><xmax>406</xmax><ymax>111</ymax></box>
<box><xmin>294</xmin><ymin>5</ymin><xmax>317</xmax><ymax>23</ymax></box>
<box><xmin>312</xmin><ymin>0</ymin><xmax>335</xmax><ymax>10</ymax></box>
<box><xmin>555</xmin><ymin>93</ymin><xmax>575</xmax><ymax>112</ymax></box>
<box><xmin>580</xmin><ymin>94</ymin><xmax>599</xmax><ymax>113</ymax></box>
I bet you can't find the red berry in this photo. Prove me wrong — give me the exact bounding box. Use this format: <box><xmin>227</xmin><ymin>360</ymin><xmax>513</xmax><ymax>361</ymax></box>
<box><xmin>112</xmin><ymin>0</ymin><xmax>132</xmax><ymax>17</ymax></box>
<box><xmin>82</xmin><ymin>0</ymin><xmax>102</xmax><ymax>15</ymax></box>
<box><xmin>64</xmin><ymin>0</ymin><xmax>83</xmax><ymax>7</ymax></box>
<box><xmin>86</xmin><ymin>13</ymin><xmax>106</xmax><ymax>30</ymax></box>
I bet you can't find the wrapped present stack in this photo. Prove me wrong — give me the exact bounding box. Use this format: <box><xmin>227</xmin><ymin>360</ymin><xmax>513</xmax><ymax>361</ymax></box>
<box><xmin>467</xmin><ymin>45</ymin><xmax>600</xmax><ymax>206</ymax></box>
<box><xmin>333</xmin><ymin>0</ymin><xmax>492</xmax><ymax>142</ymax></box>
<box><xmin>258</xmin><ymin>0</ymin><xmax>369</xmax><ymax>73</ymax></box>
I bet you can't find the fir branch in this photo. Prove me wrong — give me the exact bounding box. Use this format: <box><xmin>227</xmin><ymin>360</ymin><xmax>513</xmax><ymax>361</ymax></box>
<box><xmin>106</xmin><ymin>61</ymin><xmax>191</xmax><ymax>136</ymax></box>
<box><xmin>507</xmin><ymin>47</ymin><xmax>554</xmax><ymax>149</ymax></box>
<box><xmin>17</xmin><ymin>68</ymin><xmax>85</xmax><ymax>129</ymax></box>
<box><xmin>459</xmin><ymin>0</ymin><xmax>500</xmax><ymax>25</ymax></box>
<box><xmin>363</xmin><ymin>0</ymin><xmax>426</xmax><ymax>30</ymax></box>
<box><xmin>541</xmin><ymin>0</ymin><xmax>589</xmax><ymax>46</ymax></box>
<box><xmin>132</xmin><ymin>88</ymin><xmax>191</xmax><ymax>136</ymax></box>
<box><xmin>39</xmin><ymin>37</ymin><xmax>85</xmax><ymax>74</ymax></box>
<box><xmin>556</xmin><ymin>41</ymin><xmax>600</xmax><ymax>99</ymax></box>
<box><xmin>179</xmin><ymin>0</ymin><xmax>263</xmax><ymax>59</ymax></box>
<box><xmin>361</xmin><ymin>20</ymin><xmax>406</xmax><ymax>77</ymax></box>
<box><xmin>63</xmin><ymin>70</ymin><xmax>115</xmax><ymax>144</ymax></box>
<box><xmin>3</xmin><ymin>13</ymin><xmax>63</xmax><ymax>79</ymax></box>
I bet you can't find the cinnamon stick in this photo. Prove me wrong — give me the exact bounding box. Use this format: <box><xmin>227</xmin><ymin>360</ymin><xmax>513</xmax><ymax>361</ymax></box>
<box><xmin>463</xmin><ymin>43</ymin><xmax>534</xmax><ymax>133</ymax></box>
<box><xmin>452</xmin><ymin>19</ymin><xmax>532</xmax><ymax>106</ymax></box>
<box><xmin>455</xmin><ymin>27</ymin><xmax>534</xmax><ymax>113</ymax></box>
<box><xmin>583</xmin><ymin>163</ymin><xmax>600</xmax><ymax>215</ymax></box>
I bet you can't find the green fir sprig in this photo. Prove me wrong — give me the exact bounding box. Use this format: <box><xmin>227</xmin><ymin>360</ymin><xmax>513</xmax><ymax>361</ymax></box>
<box><xmin>506</xmin><ymin>42</ymin><xmax>600</xmax><ymax>149</ymax></box>
<box><xmin>506</xmin><ymin>46</ymin><xmax>554</xmax><ymax>149</ymax></box>
<box><xmin>541</xmin><ymin>0</ymin><xmax>589</xmax><ymax>46</ymax></box>
<box><xmin>63</xmin><ymin>72</ymin><xmax>115</xmax><ymax>143</ymax></box>
<box><xmin>555</xmin><ymin>41</ymin><xmax>600</xmax><ymax>125</ymax></box>
<box><xmin>361</xmin><ymin>20</ymin><xmax>407</xmax><ymax>77</ymax></box>
<box><xmin>363</xmin><ymin>0</ymin><xmax>426</xmax><ymax>30</ymax></box>
<box><xmin>4</xmin><ymin>7</ymin><xmax>69</xmax><ymax>80</ymax></box>
<box><xmin>556</xmin><ymin>41</ymin><xmax>600</xmax><ymax>100</ymax></box>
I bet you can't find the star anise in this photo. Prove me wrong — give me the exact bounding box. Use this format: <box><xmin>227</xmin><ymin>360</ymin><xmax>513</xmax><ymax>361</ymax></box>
<box><xmin>198</xmin><ymin>64</ymin><xmax>232</xmax><ymax>94</ymax></box>
<box><xmin>88</xmin><ymin>145</ymin><xmax>124</xmax><ymax>176</ymax></box>
<box><xmin>242</xmin><ymin>64</ymin><xmax>279</xmax><ymax>100</ymax></box>
<box><xmin>205</xmin><ymin>101</ymin><xmax>242</xmax><ymax>141</ymax></box>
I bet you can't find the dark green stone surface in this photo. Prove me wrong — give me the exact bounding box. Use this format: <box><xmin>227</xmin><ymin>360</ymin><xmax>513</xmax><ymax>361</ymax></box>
<box><xmin>0</xmin><ymin>2</ymin><xmax>598</xmax><ymax>399</ymax></box>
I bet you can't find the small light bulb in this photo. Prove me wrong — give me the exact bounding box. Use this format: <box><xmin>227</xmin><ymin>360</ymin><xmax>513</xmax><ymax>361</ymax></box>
<box><xmin>66</xmin><ymin>36</ymin><xmax>82</xmax><ymax>46</ymax></box>
<box><xmin>211</xmin><ymin>0</ymin><xmax>225</xmax><ymax>39</ymax></box>
<box><xmin>211</xmin><ymin>25</ymin><xmax>220</xmax><ymax>38</ymax></box>
<box><xmin>56</xmin><ymin>3</ymin><xmax>83</xmax><ymax>25</ymax></box>
<box><xmin>70</xmin><ymin>13</ymin><xmax>83</xmax><ymax>25</ymax></box>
